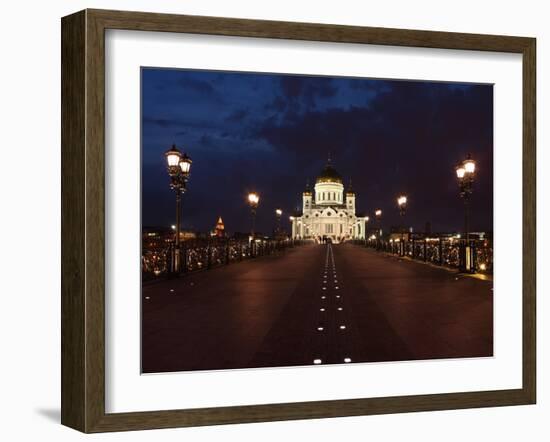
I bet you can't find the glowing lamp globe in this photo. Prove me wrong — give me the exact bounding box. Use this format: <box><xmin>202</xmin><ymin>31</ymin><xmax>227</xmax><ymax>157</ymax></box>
<box><xmin>248</xmin><ymin>192</ymin><xmax>259</xmax><ymax>206</ymax></box>
<box><xmin>165</xmin><ymin>144</ymin><xmax>182</xmax><ymax>168</ymax></box>
<box><xmin>179</xmin><ymin>152</ymin><xmax>192</xmax><ymax>175</ymax></box>
<box><xmin>464</xmin><ymin>158</ymin><xmax>476</xmax><ymax>174</ymax></box>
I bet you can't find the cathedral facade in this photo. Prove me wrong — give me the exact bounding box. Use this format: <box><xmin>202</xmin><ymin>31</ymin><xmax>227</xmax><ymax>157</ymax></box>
<box><xmin>291</xmin><ymin>160</ymin><xmax>368</xmax><ymax>243</ymax></box>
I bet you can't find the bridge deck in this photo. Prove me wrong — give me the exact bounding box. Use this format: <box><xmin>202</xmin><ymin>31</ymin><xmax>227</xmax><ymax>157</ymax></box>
<box><xmin>142</xmin><ymin>243</ymin><xmax>493</xmax><ymax>373</ymax></box>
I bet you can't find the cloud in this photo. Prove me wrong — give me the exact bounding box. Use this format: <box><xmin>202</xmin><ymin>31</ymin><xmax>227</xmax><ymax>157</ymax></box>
<box><xmin>253</xmin><ymin>82</ymin><xmax>493</xmax><ymax>231</ymax></box>
<box><xmin>225</xmin><ymin>108</ymin><xmax>249</xmax><ymax>123</ymax></box>
<box><xmin>177</xmin><ymin>76</ymin><xmax>216</xmax><ymax>94</ymax></box>
<box><xmin>142</xmin><ymin>69</ymin><xmax>493</xmax><ymax>233</ymax></box>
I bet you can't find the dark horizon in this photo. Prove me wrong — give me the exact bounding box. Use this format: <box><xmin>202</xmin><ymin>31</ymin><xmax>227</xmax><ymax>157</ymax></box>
<box><xmin>142</xmin><ymin>68</ymin><xmax>493</xmax><ymax>236</ymax></box>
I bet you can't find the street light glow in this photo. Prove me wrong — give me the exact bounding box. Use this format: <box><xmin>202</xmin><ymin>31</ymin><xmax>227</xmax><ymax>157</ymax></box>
<box><xmin>397</xmin><ymin>195</ymin><xmax>407</xmax><ymax>206</ymax></box>
<box><xmin>165</xmin><ymin>144</ymin><xmax>181</xmax><ymax>167</ymax></box>
<box><xmin>464</xmin><ymin>158</ymin><xmax>476</xmax><ymax>174</ymax></box>
<box><xmin>248</xmin><ymin>192</ymin><xmax>259</xmax><ymax>205</ymax></box>
<box><xmin>179</xmin><ymin>152</ymin><xmax>192</xmax><ymax>174</ymax></box>
<box><xmin>456</xmin><ymin>166</ymin><xmax>466</xmax><ymax>178</ymax></box>
<box><xmin>375</xmin><ymin>209</ymin><xmax>382</xmax><ymax>217</ymax></box>
<box><xmin>275</xmin><ymin>209</ymin><xmax>282</xmax><ymax>216</ymax></box>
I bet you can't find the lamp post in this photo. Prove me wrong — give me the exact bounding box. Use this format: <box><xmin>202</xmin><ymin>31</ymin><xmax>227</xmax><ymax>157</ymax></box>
<box><xmin>248</xmin><ymin>192</ymin><xmax>260</xmax><ymax>257</ymax></box>
<box><xmin>455</xmin><ymin>154</ymin><xmax>476</xmax><ymax>271</ymax></box>
<box><xmin>247</xmin><ymin>192</ymin><xmax>260</xmax><ymax>239</ymax></box>
<box><xmin>375</xmin><ymin>209</ymin><xmax>382</xmax><ymax>239</ymax></box>
<box><xmin>397</xmin><ymin>195</ymin><xmax>407</xmax><ymax>256</ymax></box>
<box><xmin>275</xmin><ymin>208</ymin><xmax>282</xmax><ymax>236</ymax></box>
<box><xmin>164</xmin><ymin>144</ymin><xmax>192</xmax><ymax>273</ymax></box>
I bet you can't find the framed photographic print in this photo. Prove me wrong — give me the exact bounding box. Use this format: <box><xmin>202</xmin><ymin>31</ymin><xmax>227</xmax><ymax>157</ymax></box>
<box><xmin>61</xmin><ymin>9</ymin><xmax>536</xmax><ymax>433</ymax></box>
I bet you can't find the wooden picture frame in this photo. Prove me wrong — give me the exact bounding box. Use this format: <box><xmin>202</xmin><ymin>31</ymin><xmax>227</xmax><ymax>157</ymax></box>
<box><xmin>61</xmin><ymin>8</ymin><xmax>536</xmax><ymax>433</ymax></box>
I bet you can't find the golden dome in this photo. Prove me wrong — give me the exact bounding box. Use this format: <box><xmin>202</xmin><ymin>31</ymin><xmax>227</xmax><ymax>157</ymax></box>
<box><xmin>316</xmin><ymin>163</ymin><xmax>342</xmax><ymax>184</ymax></box>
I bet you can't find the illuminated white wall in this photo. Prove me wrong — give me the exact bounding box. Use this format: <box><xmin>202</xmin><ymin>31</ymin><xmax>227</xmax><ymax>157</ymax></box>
<box><xmin>314</xmin><ymin>181</ymin><xmax>344</xmax><ymax>204</ymax></box>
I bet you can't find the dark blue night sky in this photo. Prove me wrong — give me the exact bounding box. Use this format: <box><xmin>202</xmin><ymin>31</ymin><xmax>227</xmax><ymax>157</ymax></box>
<box><xmin>142</xmin><ymin>68</ymin><xmax>493</xmax><ymax>235</ymax></box>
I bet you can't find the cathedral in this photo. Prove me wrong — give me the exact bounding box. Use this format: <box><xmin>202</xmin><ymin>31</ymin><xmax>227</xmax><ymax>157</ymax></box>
<box><xmin>291</xmin><ymin>159</ymin><xmax>368</xmax><ymax>243</ymax></box>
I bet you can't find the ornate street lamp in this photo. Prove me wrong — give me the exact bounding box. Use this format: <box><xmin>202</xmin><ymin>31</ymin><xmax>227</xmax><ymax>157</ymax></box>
<box><xmin>374</xmin><ymin>209</ymin><xmax>382</xmax><ymax>243</ymax></box>
<box><xmin>164</xmin><ymin>144</ymin><xmax>192</xmax><ymax>273</ymax></box>
<box><xmin>275</xmin><ymin>208</ymin><xmax>283</xmax><ymax>236</ymax></box>
<box><xmin>456</xmin><ymin>154</ymin><xmax>476</xmax><ymax>271</ymax></box>
<box><xmin>397</xmin><ymin>195</ymin><xmax>407</xmax><ymax>215</ymax></box>
<box><xmin>397</xmin><ymin>195</ymin><xmax>407</xmax><ymax>256</ymax></box>
<box><xmin>247</xmin><ymin>192</ymin><xmax>260</xmax><ymax>239</ymax></box>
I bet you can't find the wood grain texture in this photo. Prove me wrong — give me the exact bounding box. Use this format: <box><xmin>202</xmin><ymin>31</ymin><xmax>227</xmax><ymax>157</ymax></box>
<box><xmin>61</xmin><ymin>10</ymin><xmax>86</xmax><ymax>432</ymax></box>
<box><xmin>522</xmin><ymin>38</ymin><xmax>536</xmax><ymax>403</ymax></box>
<box><xmin>61</xmin><ymin>8</ymin><xmax>537</xmax><ymax>433</ymax></box>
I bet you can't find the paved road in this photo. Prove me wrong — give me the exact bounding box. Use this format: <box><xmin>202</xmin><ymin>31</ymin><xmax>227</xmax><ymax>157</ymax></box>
<box><xmin>142</xmin><ymin>243</ymin><xmax>493</xmax><ymax>373</ymax></box>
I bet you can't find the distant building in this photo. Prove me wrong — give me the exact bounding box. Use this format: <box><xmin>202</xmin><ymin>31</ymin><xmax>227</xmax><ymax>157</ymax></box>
<box><xmin>142</xmin><ymin>226</ymin><xmax>196</xmax><ymax>247</ymax></box>
<box><xmin>212</xmin><ymin>216</ymin><xmax>226</xmax><ymax>238</ymax></box>
<box><xmin>290</xmin><ymin>158</ymin><xmax>368</xmax><ymax>243</ymax></box>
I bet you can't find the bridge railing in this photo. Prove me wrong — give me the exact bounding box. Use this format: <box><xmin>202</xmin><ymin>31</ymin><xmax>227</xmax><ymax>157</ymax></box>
<box><xmin>351</xmin><ymin>237</ymin><xmax>493</xmax><ymax>274</ymax></box>
<box><xmin>143</xmin><ymin>238</ymin><xmax>304</xmax><ymax>280</ymax></box>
